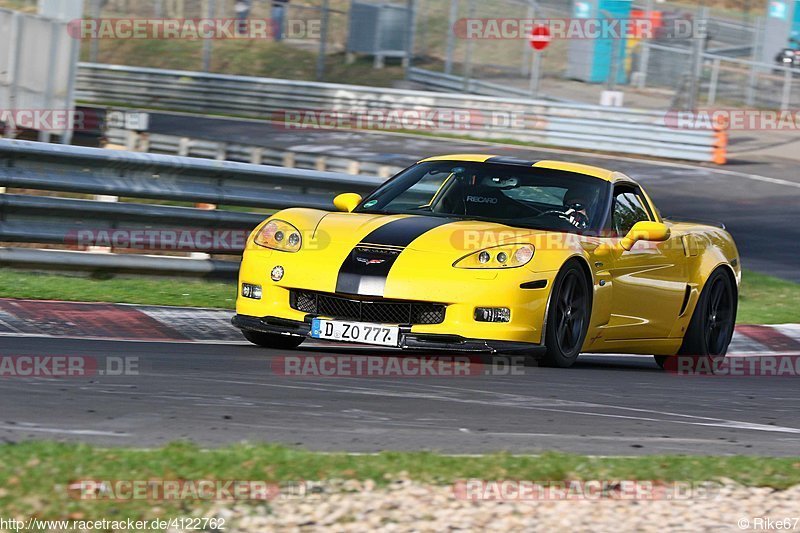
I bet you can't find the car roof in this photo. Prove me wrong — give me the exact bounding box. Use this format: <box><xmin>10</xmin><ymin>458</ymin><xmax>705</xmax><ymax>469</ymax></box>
<box><xmin>416</xmin><ymin>154</ymin><xmax>635</xmax><ymax>184</ymax></box>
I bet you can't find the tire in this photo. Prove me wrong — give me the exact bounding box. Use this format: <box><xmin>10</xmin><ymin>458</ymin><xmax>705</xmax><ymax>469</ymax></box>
<box><xmin>241</xmin><ymin>330</ymin><xmax>304</xmax><ymax>350</ymax></box>
<box><xmin>659</xmin><ymin>268</ymin><xmax>737</xmax><ymax>372</ymax></box>
<box><xmin>540</xmin><ymin>262</ymin><xmax>592</xmax><ymax>368</ymax></box>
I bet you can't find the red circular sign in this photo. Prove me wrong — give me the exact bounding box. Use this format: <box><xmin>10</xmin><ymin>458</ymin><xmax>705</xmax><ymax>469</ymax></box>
<box><xmin>530</xmin><ymin>25</ymin><xmax>551</xmax><ymax>50</ymax></box>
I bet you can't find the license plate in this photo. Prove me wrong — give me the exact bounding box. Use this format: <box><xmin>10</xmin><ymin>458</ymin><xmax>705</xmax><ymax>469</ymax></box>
<box><xmin>311</xmin><ymin>319</ymin><xmax>399</xmax><ymax>347</ymax></box>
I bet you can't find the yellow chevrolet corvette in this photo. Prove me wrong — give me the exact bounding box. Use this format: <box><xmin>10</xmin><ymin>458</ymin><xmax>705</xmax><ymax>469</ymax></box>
<box><xmin>233</xmin><ymin>155</ymin><xmax>740</xmax><ymax>368</ymax></box>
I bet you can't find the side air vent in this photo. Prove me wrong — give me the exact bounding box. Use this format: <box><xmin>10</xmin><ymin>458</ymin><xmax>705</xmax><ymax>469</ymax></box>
<box><xmin>678</xmin><ymin>285</ymin><xmax>692</xmax><ymax>316</ymax></box>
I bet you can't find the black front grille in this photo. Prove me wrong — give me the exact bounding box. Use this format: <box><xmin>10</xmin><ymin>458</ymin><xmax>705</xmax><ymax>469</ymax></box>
<box><xmin>290</xmin><ymin>290</ymin><xmax>446</xmax><ymax>325</ymax></box>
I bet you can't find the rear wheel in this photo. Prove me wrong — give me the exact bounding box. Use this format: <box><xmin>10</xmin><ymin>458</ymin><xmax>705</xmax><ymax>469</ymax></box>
<box><xmin>657</xmin><ymin>268</ymin><xmax>737</xmax><ymax>371</ymax></box>
<box><xmin>241</xmin><ymin>330</ymin><xmax>304</xmax><ymax>350</ymax></box>
<box><xmin>540</xmin><ymin>262</ymin><xmax>591</xmax><ymax>368</ymax></box>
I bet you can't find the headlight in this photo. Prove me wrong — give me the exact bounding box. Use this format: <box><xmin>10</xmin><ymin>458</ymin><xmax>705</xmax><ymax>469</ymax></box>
<box><xmin>453</xmin><ymin>244</ymin><xmax>534</xmax><ymax>269</ymax></box>
<box><xmin>254</xmin><ymin>219</ymin><xmax>302</xmax><ymax>252</ymax></box>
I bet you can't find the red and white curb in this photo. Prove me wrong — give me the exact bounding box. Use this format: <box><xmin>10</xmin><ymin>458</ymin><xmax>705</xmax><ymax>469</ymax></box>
<box><xmin>0</xmin><ymin>298</ymin><xmax>798</xmax><ymax>355</ymax></box>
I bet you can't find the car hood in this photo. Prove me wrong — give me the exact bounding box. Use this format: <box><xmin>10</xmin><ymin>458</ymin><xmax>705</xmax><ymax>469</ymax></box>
<box><xmin>309</xmin><ymin>211</ymin><xmax>545</xmax><ymax>254</ymax></box>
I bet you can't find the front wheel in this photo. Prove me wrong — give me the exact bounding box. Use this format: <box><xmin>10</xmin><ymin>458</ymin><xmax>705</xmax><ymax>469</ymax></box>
<box><xmin>540</xmin><ymin>262</ymin><xmax>591</xmax><ymax>368</ymax></box>
<box><xmin>241</xmin><ymin>330</ymin><xmax>304</xmax><ymax>350</ymax></box>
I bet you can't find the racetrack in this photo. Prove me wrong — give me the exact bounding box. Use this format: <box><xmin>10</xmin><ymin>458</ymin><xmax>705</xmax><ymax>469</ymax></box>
<box><xmin>3</xmin><ymin>333</ymin><xmax>800</xmax><ymax>455</ymax></box>
<box><xmin>145</xmin><ymin>112</ymin><xmax>800</xmax><ymax>282</ymax></box>
<box><xmin>4</xmin><ymin>114</ymin><xmax>798</xmax><ymax>457</ymax></box>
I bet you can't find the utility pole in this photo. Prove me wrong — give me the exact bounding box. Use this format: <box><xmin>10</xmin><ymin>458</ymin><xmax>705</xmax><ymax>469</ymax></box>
<box><xmin>636</xmin><ymin>0</ymin><xmax>654</xmax><ymax>88</ymax></box>
<box><xmin>202</xmin><ymin>0</ymin><xmax>215</xmax><ymax>72</ymax></box>
<box><xmin>316</xmin><ymin>0</ymin><xmax>330</xmax><ymax>81</ymax></box>
<box><xmin>462</xmin><ymin>0</ymin><xmax>475</xmax><ymax>91</ymax></box>
<box><xmin>444</xmin><ymin>0</ymin><xmax>458</xmax><ymax>74</ymax></box>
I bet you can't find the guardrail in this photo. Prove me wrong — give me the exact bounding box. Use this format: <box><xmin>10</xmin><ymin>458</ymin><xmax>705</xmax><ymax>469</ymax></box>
<box><xmin>76</xmin><ymin>63</ymin><xmax>727</xmax><ymax>164</ymax></box>
<box><xmin>105</xmin><ymin>129</ymin><xmax>404</xmax><ymax>178</ymax></box>
<box><xmin>0</xmin><ymin>139</ymin><xmax>382</xmax><ymax>277</ymax></box>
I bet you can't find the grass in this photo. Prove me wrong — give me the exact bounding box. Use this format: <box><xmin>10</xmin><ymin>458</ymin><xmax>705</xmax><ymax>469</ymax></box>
<box><xmin>0</xmin><ymin>270</ymin><xmax>236</xmax><ymax>309</ymax></box>
<box><xmin>80</xmin><ymin>37</ymin><xmax>408</xmax><ymax>87</ymax></box>
<box><xmin>0</xmin><ymin>442</ymin><xmax>799</xmax><ymax>520</ymax></box>
<box><xmin>738</xmin><ymin>270</ymin><xmax>800</xmax><ymax>325</ymax></box>
<box><xmin>0</xmin><ymin>268</ymin><xmax>797</xmax><ymax>325</ymax></box>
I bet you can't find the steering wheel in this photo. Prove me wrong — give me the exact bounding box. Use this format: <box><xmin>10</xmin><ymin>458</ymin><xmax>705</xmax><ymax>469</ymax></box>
<box><xmin>536</xmin><ymin>209</ymin><xmax>589</xmax><ymax>229</ymax></box>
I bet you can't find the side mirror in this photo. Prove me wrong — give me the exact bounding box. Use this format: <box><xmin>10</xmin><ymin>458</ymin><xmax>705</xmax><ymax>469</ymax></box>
<box><xmin>333</xmin><ymin>193</ymin><xmax>362</xmax><ymax>213</ymax></box>
<box><xmin>620</xmin><ymin>221</ymin><xmax>671</xmax><ymax>251</ymax></box>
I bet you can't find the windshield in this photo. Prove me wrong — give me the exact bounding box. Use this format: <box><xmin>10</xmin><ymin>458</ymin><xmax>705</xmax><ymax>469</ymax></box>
<box><xmin>355</xmin><ymin>161</ymin><xmax>611</xmax><ymax>232</ymax></box>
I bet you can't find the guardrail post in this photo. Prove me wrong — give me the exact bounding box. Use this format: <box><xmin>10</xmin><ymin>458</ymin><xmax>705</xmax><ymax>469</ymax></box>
<box><xmin>178</xmin><ymin>137</ymin><xmax>190</xmax><ymax>156</ymax></box>
<box><xmin>315</xmin><ymin>156</ymin><xmax>327</xmax><ymax>171</ymax></box>
<box><xmin>282</xmin><ymin>152</ymin><xmax>295</xmax><ymax>168</ymax></box>
<box><xmin>781</xmin><ymin>68</ymin><xmax>792</xmax><ymax>110</ymax></box>
<box><xmin>378</xmin><ymin>166</ymin><xmax>392</xmax><ymax>178</ymax></box>
<box><xmin>347</xmin><ymin>161</ymin><xmax>361</xmax><ymax>175</ymax></box>
<box><xmin>125</xmin><ymin>131</ymin><xmax>139</xmax><ymax>151</ymax></box>
<box><xmin>216</xmin><ymin>142</ymin><xmax>227</xmax><ymax>161</ymax></box>
<box><xmin>87</xmin><ymin>195</ymin><xmax>118</xmax><ymax>254</ymax></box>
<box><xmin>706</xmin><ymin>58</ymin><xmax>720</xmax><ymax>106</ymax></box>
<box><xmin>250</xmin><ymin>147</ymin><xmax>263</xmax><ymax>165</ymax></box>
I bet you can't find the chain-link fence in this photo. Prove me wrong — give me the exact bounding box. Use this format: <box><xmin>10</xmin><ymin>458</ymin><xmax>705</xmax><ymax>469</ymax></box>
<box><xmin>409</xmin><ymin>0</ymin><xmax>775</xmax><ymax>109</ymax></box>
<box><xmin>6</xmin><ymin>0</ymin><xmax>796</xmax><ymax>110</ymax></box>
<box><xmin>82</xmin><ymin>0</ymin><xmax>351</xmax><ymax>78</ymax></box>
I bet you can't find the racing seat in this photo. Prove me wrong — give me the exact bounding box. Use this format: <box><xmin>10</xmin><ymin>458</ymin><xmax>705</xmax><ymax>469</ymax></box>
<box><xmin>462</xmin><ymin>184</ymin><xmax>533</xmax><ymax>219</ymax></box>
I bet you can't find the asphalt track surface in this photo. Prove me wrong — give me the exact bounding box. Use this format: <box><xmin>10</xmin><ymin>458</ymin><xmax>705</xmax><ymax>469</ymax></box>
<box><xmin>3</xmin><ymin>335</ymin><xmax>800</xmax><ymax>455</ymax></box>
<box><xmin>147</xmin><ymin>111</ymin><xmax>800</xmax><ymax>282</ymax></box>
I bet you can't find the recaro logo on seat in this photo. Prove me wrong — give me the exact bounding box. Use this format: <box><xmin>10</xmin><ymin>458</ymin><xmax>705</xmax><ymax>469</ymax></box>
<box><xmin>465</xmin><ymin>196</ymin><xmax>498</xmax><ymax>204</ymax></box>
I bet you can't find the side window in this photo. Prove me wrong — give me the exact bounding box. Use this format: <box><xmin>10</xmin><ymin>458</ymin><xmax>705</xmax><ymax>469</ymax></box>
<box><xmin>612</xmin><ymin>189</ymin><xmax>651</xmax><ymax>234</ymax></box>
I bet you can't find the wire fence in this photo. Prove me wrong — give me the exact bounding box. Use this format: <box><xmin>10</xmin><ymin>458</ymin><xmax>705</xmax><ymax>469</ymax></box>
<box><xmin>410</xmin><ymin>0</ymin><xmax>767</xmax><ymax>109</ymax></box>
<box><xmin>4</xmin><ymin>0</ymin><xmax>793</xmax><ymax>110</ymax></box>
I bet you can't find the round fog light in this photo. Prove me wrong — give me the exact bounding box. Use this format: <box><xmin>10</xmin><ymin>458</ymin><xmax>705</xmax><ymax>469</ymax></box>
<box><xmin>271</xmin><ymin>265</ymin><xmax>284</xmax><ymax>282</ymax></box>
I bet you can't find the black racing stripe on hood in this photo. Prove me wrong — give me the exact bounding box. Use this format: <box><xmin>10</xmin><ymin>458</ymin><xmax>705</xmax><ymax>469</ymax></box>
<box><xmin>335</xmin><ymin>216</ymin><xmax>453</xmax><ymax>297</ymax></box>
<box><xmin>358</xmin><ymin>215</ymin><xmax>453</xmax><ymax>248</ymax></box>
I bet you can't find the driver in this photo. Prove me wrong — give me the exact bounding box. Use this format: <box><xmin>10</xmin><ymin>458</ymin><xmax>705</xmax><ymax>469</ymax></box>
<box><xmin>562</xmin><ymin>188</ymin><xmax>592</xmax><ymax>229</ymax></box>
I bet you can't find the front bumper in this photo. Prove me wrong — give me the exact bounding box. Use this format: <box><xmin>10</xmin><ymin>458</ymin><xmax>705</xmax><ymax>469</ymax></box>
<box><xmin>232</xmin><ymin>314</ymin><xmax>546</xmax><ymax>354</ymax></box>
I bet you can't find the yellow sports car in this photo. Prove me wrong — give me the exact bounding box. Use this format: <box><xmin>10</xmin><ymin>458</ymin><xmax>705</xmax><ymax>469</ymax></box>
<box><xmin>233</xmin><ymin>155</ymin><xmax>740</xmax><ymax>368</ymax></box>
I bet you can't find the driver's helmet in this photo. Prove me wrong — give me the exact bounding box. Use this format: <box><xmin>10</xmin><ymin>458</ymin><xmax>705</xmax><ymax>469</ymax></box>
<box><xmin>563</xmin><ymin>187</ymin><xmax>591</xmax><ymax>212</ymax></box>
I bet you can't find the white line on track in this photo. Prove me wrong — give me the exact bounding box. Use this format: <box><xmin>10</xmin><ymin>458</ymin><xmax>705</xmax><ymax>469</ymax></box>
<box><xmin>0</xmin><ymin>424</ymin><xmax>129</xmax><ymax>437</ymax></box>
<box><xmin>176</xmin><ymin>374</ymin><xmax>800</xmax><ymax>435</ymax></box>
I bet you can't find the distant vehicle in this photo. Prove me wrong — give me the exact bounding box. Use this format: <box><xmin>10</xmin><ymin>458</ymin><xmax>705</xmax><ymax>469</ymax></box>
<box><xmin>233</xmin><ymin>156</ymin><xmax>740</xmax><ymax>369</ymax></box>
<box><xmin>775</xmin><ymin>47</ymin><xmax>800</xmax><ymax>69</ymax></box>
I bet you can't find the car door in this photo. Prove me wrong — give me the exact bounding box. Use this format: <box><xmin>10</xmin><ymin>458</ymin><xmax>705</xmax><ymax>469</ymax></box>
<box><xmin>602</xmin><ymin>184</ymin><xmax>688</xmax><ymax>340</ymax></box>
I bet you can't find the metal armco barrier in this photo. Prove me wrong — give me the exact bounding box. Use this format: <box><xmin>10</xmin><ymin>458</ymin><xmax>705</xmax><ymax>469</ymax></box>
<box><xmin>0</xmin><ymin>139</ymin><xmax>383</xmax><ymax>277</ymax></box>
<box><xmin>105</xmin><ymin>129</ymin><xmax>405</xmax><ymax>178</ymax></box>
<box><xmin>75</xmin><ymin>63</ymin><xmax>727</xmax><ymax>164</ymax></box>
